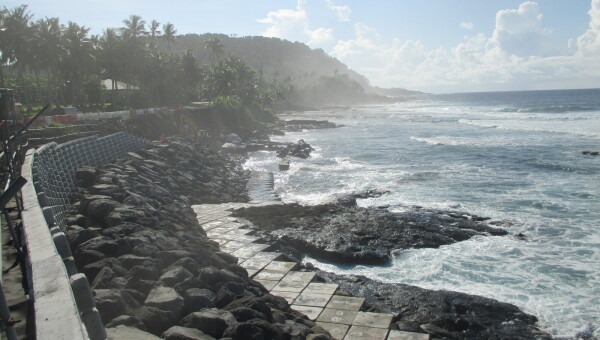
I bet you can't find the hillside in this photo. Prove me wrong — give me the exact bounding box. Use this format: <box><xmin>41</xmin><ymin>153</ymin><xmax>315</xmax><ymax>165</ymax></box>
<box><xmin>168</xmin><ymin>34</ymin><xmax>412</xmax><ymax>107</ymax></box>
<box><xmin>172</xmin><ymin>34</ymin><xmax>369</xmax><ymax>87</ymax></box>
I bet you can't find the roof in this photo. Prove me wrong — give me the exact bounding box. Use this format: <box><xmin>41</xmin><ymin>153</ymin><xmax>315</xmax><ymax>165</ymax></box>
<box><xmin>101</xmin><ymin>79</ymin><xmax>139</xmax><ymax>90</ymax></box>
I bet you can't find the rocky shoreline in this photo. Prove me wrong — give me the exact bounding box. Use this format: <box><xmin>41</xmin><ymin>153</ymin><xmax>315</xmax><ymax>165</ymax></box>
<box><xmin>231</xmin><ymin>198</ymin><xmax>509</xmax><ymax>266</ymax></box>
<box><xmin>66</xmin><ymin>139</ymin><xmax>334</xmax><ymax>339</ymax></box>
<box><xmin>60</xmin><ymin>117</ymin><xmax>553</xmax><ymax>339</ymax></box>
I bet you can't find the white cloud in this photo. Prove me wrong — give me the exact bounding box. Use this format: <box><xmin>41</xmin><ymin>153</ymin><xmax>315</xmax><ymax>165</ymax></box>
<box><xmin>490</xmin><ymin>1</ymin><xmax>551</xmax><ymax>57</ymax></box>
<box><xmin>576</xmin><ymin>0</ymin><xmax>600</xmax><ymax>56</ymax></box>
<box><xmin>308</xmin><ymin>27</ymin><xmax>334</xmax><ymax>45</ymax></box>
<box><xmin>258</xmin><ymin>0</ymin><xmax>334</xmax><ymax>47</ymax></box>
<box><xmin>460</xmin><ymin>22</ymin><xmax>474</xmax><ymax>30</ymax></box>
<box><xmin>330</xmin><ymin>1</ymin><xmax>600</xmax><ymax>92</ymax></box>
<box><xmin>325</xmin><ymin>0</ymin><xmax>351</xmax><ymax>22</ymax></box>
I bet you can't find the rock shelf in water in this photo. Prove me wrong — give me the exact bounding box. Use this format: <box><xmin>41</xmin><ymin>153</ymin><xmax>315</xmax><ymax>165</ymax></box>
<box><xmin>231</xmin><ymin>200</ymin><xmax>508</xmax><ymax>265</ymax></box>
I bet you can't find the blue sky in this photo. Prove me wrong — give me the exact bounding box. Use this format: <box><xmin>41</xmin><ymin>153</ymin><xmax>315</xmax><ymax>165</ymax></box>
<box><xmin>5</xmin><ymin>0</ymin><xmax>600</xmax><ymax>93</ymax></box>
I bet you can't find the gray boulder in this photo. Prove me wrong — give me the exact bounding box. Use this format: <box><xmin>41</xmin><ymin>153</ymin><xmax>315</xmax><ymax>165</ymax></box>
<box><xmin>162</xmin><ymin>326</ymin><xmax>216</xmax><ymax>340</ymax></box>
<box><xmin>144</xmin><ymin>285</ymin><xmax>184</xmax><ymax>317</ymax></box>
<box><xmin>107</xmin><ymin>325</ymin><xmax>161</xmax><ymax>340</ymax></box>
<box><xmin>179</xmin><ymin>308</ymin><xmax>236</xmax><ymax>338</ymax></box>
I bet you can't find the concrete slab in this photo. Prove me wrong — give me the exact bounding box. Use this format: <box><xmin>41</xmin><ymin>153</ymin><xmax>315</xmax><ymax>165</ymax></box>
<box><xmin>270</xmin><ymin>290</ymin><xmax>300</xmax><ymax>304</ymax></box>
<box><xmin>291</xmin><ymin>305</ymin><xmax>323</xmax><ymax>320</ymax></box>
<box><xmin>317</xmin><ymin>322</ymin><xmax>350</xmax><ymax>340</ymax></box>
<box><xmin>224</xmin><ymin>228</ymin><xmax>252</xmax><ymax>235</ymax></box>
<box><xmin>220</xmin><ymin>240</ymin><xmax>247</xmax><ymax>249</ymax></box>
<box><xmin>233</xmin><ymin>234</ymin><xmax>260</xmax><ymax>243</ymax></box>
<box><xmin>281</xmin><ymin>271</ymin><xmax>316</xmax><ymax>283</ymax></box>
<box><xmin>316</xmin><ymin>308</ymin><xmax>358</xmax><ymax>325</ymax></box>
<box><xmin>246</xmin><ymin>268</ymin><xmax>259</xmax><ymax>278</ymax></box>
<box><xmin>232</xmin><ymin>243</ymin><xmax>270</xmax><ymax>258</ymax></box>
<box><xmin>255</xmin><ymin>279</ymin><xmax>279</xmax><ymax>291</ymax></box>
<box><xmin>344</xmin><ymin>325</ymin><xmax>389</xmax><ymax>340</ymax></box>
<box><xmin>254</xmin><ymin>269</ymin><xmax>288</xmax><ymax>281</ymax></box>
<box><xmin>272</xmin><ymin>279</ymin><xmax>311</xmax><ymax>293</ymax></box>
<box><xmin>352</xmin><ymin>312</ymin><xmax>394</xmax><ymax>329</ymax></box>
<box><xmin>305</xmin><ymin>283</ymin><xmax>339</xmax><ymax>295</ymax></box>
<box><xmin>239</xmin><ymin>252</ymin><xmax>281</xmax><ymax>270</ymax></box>
<box><xmin>294</xmin><ymin>292</ymin><xmax>333</xmax><ymax>308</ymax></box>
<box><xmin>264</xmin><ymin>261</ymin><xmax>298</xmax><ymax>273</ymax></box>
<box><xmin>326</xmin><ymin>296</ymin><xmax>365</xmax><ymax>311</ymax></box>
<box><xmin>386</xmin><ymin>330</ymin><xmax>430</xmax><ymax>340</ymax></box>
<box><xmin>201</xmin><ymin>220</ymin><xmax>226</xmax><ymax>230</ymax></box>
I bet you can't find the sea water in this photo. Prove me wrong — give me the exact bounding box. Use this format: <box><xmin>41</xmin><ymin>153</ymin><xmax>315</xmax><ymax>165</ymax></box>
<box><xmin>244</xmin><ymin>88</ymin><xmax>600</xmax><ymax>338</ymax></box>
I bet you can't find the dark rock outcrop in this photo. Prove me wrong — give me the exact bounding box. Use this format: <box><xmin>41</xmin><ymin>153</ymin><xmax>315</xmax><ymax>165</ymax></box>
<box><xmin>315</xmin><ymin>270</ymin><xmax>552</xmax><ymax>340</ymax></box>
<box><xmin>232</xmin><ymin>202</ymin><xmax>508</xmax><ymax>265</ymax></box>
<box><xmin>276</xmin><ymin>139</ymin><xmax>315</xmax><ymax>159</ymax></box>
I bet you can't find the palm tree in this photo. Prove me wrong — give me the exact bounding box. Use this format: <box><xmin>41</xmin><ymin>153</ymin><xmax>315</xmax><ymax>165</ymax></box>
<box><xmin>162</xmin><ymin>22</ymin><xmax>177</xmax><ymax>50</ymax></box>
<box><xmin>3</xmin><ymin>5</ymin><xmax>34</xmax><ymax>103</ymax></box>
<box><xmin>32</xmin><ymin>17</ymin><xmax>64</xmax><ymax>104</ymax></box>
<box><xmin>63</xmin><ymin>21</ymin><xmax>95</xmax><ymax>106</ymax></box>
<box><xmin>98</xmin><ymin>28</ymin><xmax>123</xmax><ymax>105</ymax></box>
<box><xmin>205</xmin><ymin>37</ymin><xmax>224</xmax><ymax>65</ymax></box>
<box><xmin>121</xmin><ymin>14</ymin><xmax>146</xmax><ymax>39</ymax></box>
<box><xmin>0</xmin><ymin>8</ymin><xmax>8</xmax><ymax>86</ymax></box>
<box><xmin>149</xmin><ymin>19</ymin><xmax>161</xmax><ymax>38</ymax></box>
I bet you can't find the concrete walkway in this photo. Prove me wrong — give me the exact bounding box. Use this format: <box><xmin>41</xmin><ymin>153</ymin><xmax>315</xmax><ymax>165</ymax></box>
<box><xmin>193</xmin><ymin>203</ymin><xmax>430</xmax><ymax>340</ymax></box>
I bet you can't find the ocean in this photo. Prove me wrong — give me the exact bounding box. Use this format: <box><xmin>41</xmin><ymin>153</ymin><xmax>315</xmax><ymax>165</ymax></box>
<box><xmin>244</xmin><ymin>88</ymin><xmax>600</xmax><ymax>338</ymax></box>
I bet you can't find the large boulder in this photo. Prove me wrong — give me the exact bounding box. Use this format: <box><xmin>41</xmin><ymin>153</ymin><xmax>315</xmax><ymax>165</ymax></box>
<box><xmin>183</xmin><ymin>288</ymin><xmax>216</xmax><ymax>314</ymax></box>
<box><xmin>76</xmin><ymin>236</ymin><xmax>121</xmax><ymax>258</ymax></box>
<box><xmin>179</xmin><ymin>309</ymin><xmax>236</xmax><ymax>338</ymax></box>
<box><xmin>144</xmin><ymin>285</ymin><xmax>184</xmax><ymax>317</ymax></box>
<box><xmin>162</xmin><ymin>326</ymin><xmax>216</xmax><ymax>340</ymax></box>
<box><xmin>107</xmin><ymin>325</ymin><xmax>161</xmax><ymax>340</ymax></box>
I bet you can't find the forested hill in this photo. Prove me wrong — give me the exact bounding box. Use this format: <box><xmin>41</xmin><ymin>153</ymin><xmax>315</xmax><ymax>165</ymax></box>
<box><xmin>171</xmin><ymin>34</ymin><xmax>370</xmax><ymax>89</ymax></box>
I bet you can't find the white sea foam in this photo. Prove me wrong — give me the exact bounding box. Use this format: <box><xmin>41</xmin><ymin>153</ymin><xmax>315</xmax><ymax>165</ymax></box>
<box><xmin>245</xmin><ymin>93</ymin><xmax>600</xmax><ymax>338</ymax></box>
<box><xmin>457</xmin><ymin>118</ymin><xmax>600</xmax><ymax>138</ymax></box>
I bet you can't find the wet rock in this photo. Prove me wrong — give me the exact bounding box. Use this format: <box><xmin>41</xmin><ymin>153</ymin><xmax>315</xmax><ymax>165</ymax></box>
<box><xmin>315</xmin><ymin>270</ymin><xmax>552</xmax><ymax>339</ymax></box>
<box><xmin>233</xmin><ymin>202</ymin><xmax>508</xmax><ymax>265</ymax></box>
<box><xmin>420</xmin><ymin>323</ymin><xmax>458</xmax><ymax>339</ymax></box>
<box><xmin>277</xmin><ymin>139</ymin><xmax>314</xmax><ymax>159</ymax></box>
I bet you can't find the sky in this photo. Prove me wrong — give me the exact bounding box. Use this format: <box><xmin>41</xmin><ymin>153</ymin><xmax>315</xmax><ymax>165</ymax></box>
<box><xmin>5</xmin><ymin>0</ymin><xmax>600</xmax><ymax>93</ymax></box>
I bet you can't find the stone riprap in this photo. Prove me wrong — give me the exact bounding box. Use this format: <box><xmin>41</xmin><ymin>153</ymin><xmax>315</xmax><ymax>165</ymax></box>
<box><xmin>194</xmin><ymin>202</ymin><xmax>431</xmax><ymax>340</ymax></box>
<box><xmin>21</xmin><ymin>132</ymin><xmax>151</xmax><ymax>339</ymax></box>
<box><xmin>64</xmin><ymin>139</ymin><xmax>334</xmax><ymax>339</ymax></box>
<box><xmin>32</xmin><ymin>132</ymin><xmax>151</xmax><ymax>230</ymax></box>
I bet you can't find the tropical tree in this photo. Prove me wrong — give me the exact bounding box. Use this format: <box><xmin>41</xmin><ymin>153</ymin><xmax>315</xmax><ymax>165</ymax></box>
<box><xmin>162</xmin><ymin>22</ymin><xmax>177</xmax><ymax>50</ymax></box>
<box><xmin>31</xmin><ymin>17</ymin><xmax>64</xmax><ymax>103</ymax></box>
<box><xmin>149</xmin><ymin>19</ymin><xmax>161</xmax><ymax>38</ymax></box>
<box><xmin>181</xmin><ymin>49</ymin><xmax>202</xmax><ymax>101</ymax></box>
<box><xmin>204</xmin><ymin>55</ymin><xmax>258</xmax><ymax>105</ymax></box>
<box><xmin>62</xmin><ymin>21</ymin><xmax>95</xmax><ymax>106</ymax></box>
<box><xmin>205</xmin><ymin>37</ymin><xmax>224</xmax><ymax>65</ymax></box>
<box><xmin>3</xmin><ymin>5</ymin><xmax>34</xmax><ymax>103</ymax></box>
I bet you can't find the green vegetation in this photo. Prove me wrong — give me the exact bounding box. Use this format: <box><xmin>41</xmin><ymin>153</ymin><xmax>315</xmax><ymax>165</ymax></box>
<box><xmin>0</xmin><ymin>5</ymin><xmax>400</xmax><ymax>118</ymax></box>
